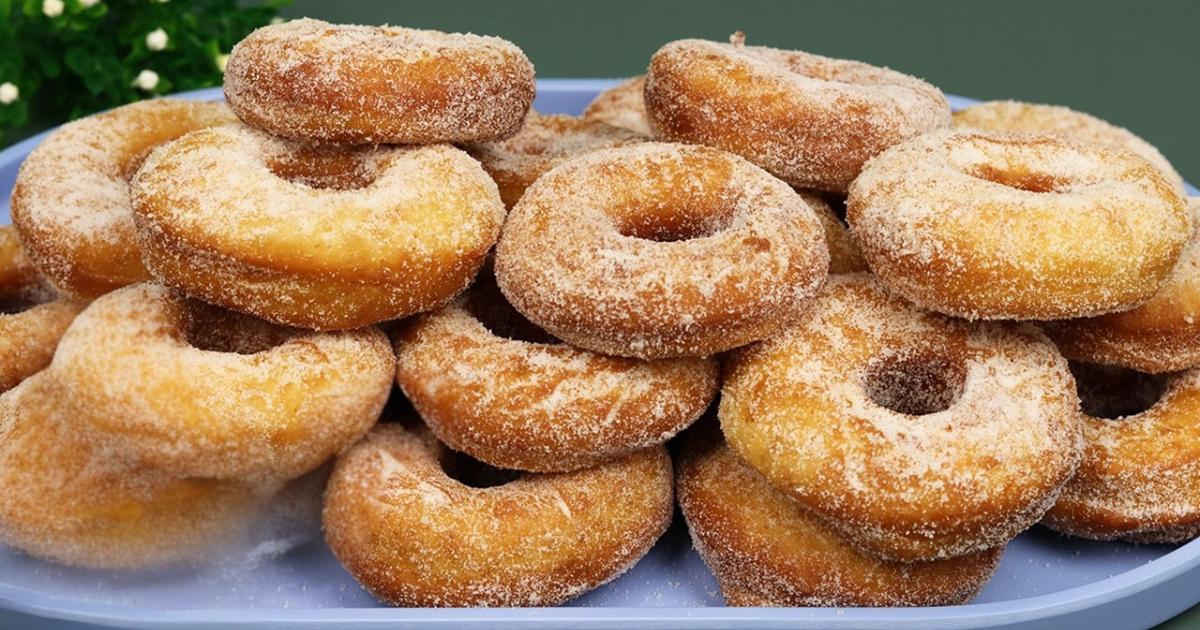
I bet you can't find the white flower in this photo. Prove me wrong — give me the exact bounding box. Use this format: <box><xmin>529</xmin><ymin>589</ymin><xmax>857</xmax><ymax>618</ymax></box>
<box><xmin>215</xmin><ymin>53</ymin><xmax>229</xmax><ymax>73</ymax></box>
<box><xmin>79</xmin><ymin>0</ymin><xmax>100</xmax><ymax>7</ymax></box>
<box><xmin>146</xmin><ymin>28</ymin><xmax>168</xmax><ymax>51</ymax></box>
<box><xmin>270</xmin><ymin>16</ymin><xmax>284</xmax><ymax>24</ymax></box>
<box><xmin>42</xmin><ymin>0</ymin><xmax>64</xmax><ymax>17</ymax></box>
<box><xmin>132</xmin><ymin>69</ymin><xmax>159</xmax><ymax>91</ymax></box>
<box><xmin>0</xmin><ymin>83</ymin><xmax>18</xmax><ymax>105</ymax></box>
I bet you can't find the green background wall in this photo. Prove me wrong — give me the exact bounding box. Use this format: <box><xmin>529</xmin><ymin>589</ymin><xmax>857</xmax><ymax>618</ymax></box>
<box><xmin>282</xmin><ymin>0</ymin><xmax>1199</xmax><ymax>186</ymax></box>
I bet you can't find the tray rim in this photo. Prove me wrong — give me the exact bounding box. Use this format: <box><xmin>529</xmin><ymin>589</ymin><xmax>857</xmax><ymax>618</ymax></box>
<box><xmin>2</xmin><ymin>79</ymin><xmax>1199</xmax><ymax>630</ymax></box>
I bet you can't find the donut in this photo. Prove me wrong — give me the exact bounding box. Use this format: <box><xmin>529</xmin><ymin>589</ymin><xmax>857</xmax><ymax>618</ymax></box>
<box><xmin>848</xmin><ymin>129</ymin><xmax>1191</xmax><ymax>320</ymax></box>
<box><xmin>323</xmin><ymin>423</ymin><xmax>673</xmax><ymax>606</ymax></box>
<box><xmin>953</xmin><ymin>100</ymin><xmax>1186</xmax><ymax>195</ymax></box>
<box><xmin>1043</xmin><ymin>362</ymin><xmax>1200</xmax><ymax>543</ymax></box>
<box><xmin>678</xmin><ymin>426</ymin><xmax>1003</xmax><ymax>606</ymax></box>
<box><xmin>495</xmin><ymin>142</ymin><xmax>829</xmax><ymax>359</ymax></box>
<box><xmin>131</xmin><ymin>124</ymin><xmax>505</xmax><ymax>330</ymax></box>
<box><xmin>49</xmin><ymin>283</ymin><xmax>393</xmax><ymax>482</ymax></box>
<box><xmin>0</xmin><ymin>227</ymin><xmax>81</xmax><ymax>392</ymax></box>
<box><xmin>1041</xmin><ymin>199</ymin><xmax>1200</xmax><ymax>372</ymax></box>
<box><xmin>644</xmin><ymin>34</ymin><xmax>950</xmax><ymax>192</ymax></box>
<box><xmin>0</xmin><ymin>373</ymin><xmax>273</xmax><ymax>569</ymax></box>
<box><xmin>224</xmin><ymin>18</ymin><xmax>535</xmax><ymax>144</ymax></box>
<box><xmin>800</xmin><ymin>190</ymin><xmax>868</xmax><ymax>275</ymax></box>
<box><xmin>393</xmin><ymin>272</ymin><xmax>718</xmax><ymax>472</ymax></box>
<box><xmin>10</xmin><ymin>98</ymin><xmax>235</xmax><ymax>297</ymax></box>
<box><xmin>582</xmin><ymin>76</ymin><xmax>651</xmax><ymax>136</ymax></box>
<box><xmin>720</xmin><ymin>274</ymin><xmax>1082</xmax><ymax>561</ymax></box>
<box><xmin>465</xmin><ymin>111</ymin><xmax>643</xmax><ymax>208</ymax></box>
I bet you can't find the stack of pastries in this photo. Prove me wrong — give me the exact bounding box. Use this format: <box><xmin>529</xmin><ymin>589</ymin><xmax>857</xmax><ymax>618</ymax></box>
<box><xmin>0</xmin><ymin>19</ymin><xmax>1196</xmax><ymax>609</ymax></box>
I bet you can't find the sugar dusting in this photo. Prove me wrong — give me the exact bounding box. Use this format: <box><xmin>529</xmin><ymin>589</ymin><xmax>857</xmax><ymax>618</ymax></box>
<box><xmin>719</xmin><ymin>275</ymin><xmax>1082</xmax><ymax>561</ymax></box>
<box><xmin>847</xmin><ymin>129</ymin><xmax>1191</xmax><ymax>320</ymax></box>
<box><xmin>644</xmin><ymin>37</ymin><xmax>950</xmax><ymax>192</ymax></box>
<box><xmin>224</xmin><ymin>18</ymin><xmax>535</xmax><ymax>144</ymax></box>
<box><xmin>582</xmin><ymin>76</ymin><xmax>652</xmax><ymax>136</ymax></box>
<box><xmin>394</xmin><ymin>274</ymin><xmax>717</xmax><ymax>472</ymax></box>
<box><xmin>494</xmin><ymin>142</ymin><xmax>830</xmax><ymax>359</ymax></box>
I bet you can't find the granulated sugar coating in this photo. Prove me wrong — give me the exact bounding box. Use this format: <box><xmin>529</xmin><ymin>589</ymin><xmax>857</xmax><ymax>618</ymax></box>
<box><xmin>0</xmin><ymin>226</ymin><xmax>82</xmax><ymax>393</ymax></box>
<box><xmin>465</xmin><ymin>111</ymin><xmax>645</xmax><ymax>208</ymax></box>
<box><xmin>719</xmin><ymin>275</ymin><xmax>1082</xmax><ymax>562</ymax></box>
<box><xmin>677</xmin><ymin>426</ymin><xmax>1002</xmax><ymax>606</ymax></box>
<box><xmin>1042</xmin><ymin>199</ymin><xmax>1200</xmax><ymax>373</ymax></box>
<box><xmin>48</xmin><ymin>284</ymin><xmax>393</xmax><ymax>483</ymax></box>
<box><xmin>798</xmin><ymin>190</ymin><xmax>869</xmax><ymax>275</ymax></box>
<box><xmin>9</xmin><ymin>99</ymin><xmax>236</xmax><ymax>298</ymax></box>
<box><xmin>1043</xmin><ymin>363</ymin><xmax>1200</xmax><ymax>543</ymax></box>
<box><xmin>0</xmin><ymin>373</ymin><xmax>278</xmax><ymax>570</ymax></box>
<box><xmin>582</xmin><ymin>76</ymin><xmax>652</xmax><ymax>136</ymax></box>
<box><xmin>322</xmin><ymin>424</ymin><xmax>673</xmax><ymax>607</ymax></box>
<box><xmin>847</xmin><ymin>129</ymin><xmax>1191</xmax><ymax>321</ymax></box>
<box><xmin>131</xmin><ymin>124</ymin><xmax>505</xmax><ymax>330</ymax></box>
<box><xmin>393</xmin><ymin>275</ymin><xmax>717</xmax><ymax>473</ymax></box>
<box><xmin>224</xmin><ymin>18</ymin><xmax>535</xmax><ymax>144</ymax></box>
<box><xmin>953</xmin><ymin>100</ymin><xmax>1187</xmax><ymax>195</ymax></box>
<box><xmin>644</xmin><ymin>37</ymin><xmax>950</xmax><ymax>193</ymax></box>
<box><xmin>494</xmin><ymin>142</ymin><xmax>830</xmax><ymax>360</ymax></box>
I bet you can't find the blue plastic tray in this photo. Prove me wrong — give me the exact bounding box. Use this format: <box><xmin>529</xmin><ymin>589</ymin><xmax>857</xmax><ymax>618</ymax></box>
<box><xmin>1</xmin><ymin>79</ymin><xmax>1198</xmax><ymax>630</ymax></box>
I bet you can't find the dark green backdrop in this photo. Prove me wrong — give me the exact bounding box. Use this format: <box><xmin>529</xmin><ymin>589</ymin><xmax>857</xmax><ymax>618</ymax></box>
<box><xmin>282</xmin><ymin>0</ymin><xmax>1198</xmax><ymax>186</ymax></box>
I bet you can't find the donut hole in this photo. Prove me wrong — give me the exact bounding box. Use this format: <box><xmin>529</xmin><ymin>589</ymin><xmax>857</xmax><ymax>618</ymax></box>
<box><xmin>180</xmin><ymin>302</ymin><xmax>297</xmax><ymax>354</ymax></box>
<box><xmin>266</xmin><ymin>147</ymin><xmax>382</xmax><ymax>191</ymax></box>
<box><xmin>464</xmin><ymin>272</ymin><xmax>558</xmax><ymax>344</ymax></box>
<box><xmin>968</xmin><ymin>164</ymin><xmax>1069</xmax><ymax>194</ymax></box>
<box><xmin>0</xmin><ymin>289</ymin><xmax>52</xmax><ymax>314</ymax></box>
<box><xmin>438</xmin><ymin>448</ymin><xmax>520</xmax><ymax>489</ymax></box>
<box><xmin>1070</xmin><ymin>361</ymin><xmax>1168</xmax><ymax>419</ymax></box>
<box><xmin>863</xmin><ymin>349</ymin><xmax>967</xmax><ymax>416</ymax></box>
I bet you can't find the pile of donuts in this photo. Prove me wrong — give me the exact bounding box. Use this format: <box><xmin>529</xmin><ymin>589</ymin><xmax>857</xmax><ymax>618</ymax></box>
<box><xmin>1</xmin><ymin>17</ymin><xmax>1197</xmax><ymax>609</ymax></box>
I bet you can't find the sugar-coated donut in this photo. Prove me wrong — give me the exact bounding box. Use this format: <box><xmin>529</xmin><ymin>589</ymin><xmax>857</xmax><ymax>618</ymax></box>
<box><xmin>1042</xmin><ymin>199</ymin><xmax>1200</xmax><ymax>373</ymax></box>
<box><xmin>495</xmin><ymin>142</ymin><xmax>829</xmax><ymax>359</ymax></box>
<box><xmin>582</xmin><ymin>76</ymin><xmax>651</xmax><ymax>136</ymax></box>
<box><xmin>323</xmin><ymin>423</ymin><xmax>673</xmax><ymax>606</ymax></box>
<box><xmin>132</xmin><ymin>124</ymin><xmax>505</xmax><ymax>329</ymax></box>
<box><xmin>720</xmin><ymin>275</ymin><xmax>1082</xmax><ymax>561</ymax></box>
<box><xmin>0</xmin><ymin>227</ymin><xmax>81</xmax><ymax>392</ymax></box>
<box><xmin>848</xmin><ymin>129</ymin><xmax>1191</xmax><ymax>320</ymax></box>
<box><xmin>1043</xmin><ymin>363</ymin><xmax>1200</xmax><ymax>543</ymax></box>
<box><xmin>800</xmin><ymin>190</ymin><xmax>868</xmax><ymax>275</ymax></box>
<box><xmin>466</xmin><ymin>111</ymin><xmax>643</xmax><ymax>208</ymax></box>
<box><xmin>10</xmin><ymin>99</ymin><xmax>235</xmax><ymax>297</ymax></box>
<box><xmin>678</xmin><ymin>426</ymin><xmax>1003</xmax><ymax>606</ymax></box>
<box><xmin>954</xmin><ymin>100</ymin><xmax>1186</xmax><ymax>195</ymax></box>
<box><xmin>49</xmin><ymin>284</ymin><xmax>393</xmax><ymax>482</ymax></box>
<box><xmin>0</xmin><ymin>373</ymin><xmax>272</xmax><ymax>569</ymax></box>
<box><xmin>645</xmin><ymin>35</ymin><xmax>950</xmax><ymax>192</ymax></box>
<box><xmin>394</xmin><ymin>274</ymin><xmax>718</xmax><ymax>472</ymax></box>
<box><xmin>225</xmin><ymin>18</ymin><xmax>535</xmax><ymax>144</ymax></box>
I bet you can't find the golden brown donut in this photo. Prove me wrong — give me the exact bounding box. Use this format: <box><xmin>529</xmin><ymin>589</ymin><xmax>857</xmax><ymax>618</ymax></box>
<box><xmin>582</xmin><ymin>76</ymin><xmax>651</xmax><ymax>136</ymax></box>
<box><xmin>720</xmin><ymin>274</ymin><xmax>1082</xmax><ymax>562</ymax></box>
<box><xmin>10</xmin><ymin>99</ymin><xmax>235</xmax><ymax>297</ymax></box>
<box><xmin>132</xmin><ymin>124</ymin><xmax>505</xmax><ymax>329</ymax></box>
<box><xmin>466</xmin><ymin>111</ymin><xmax>643</xmax><ymax>208</ymax></box>
<box><xmin>323</xmin><ymin>423</ymin><xmax>673</xmax><ymax>607</ymax></box>
<box><xmin>799</xmin><ymin>190</ymin><xmax>868</xmax><ymax>275</ymax></box>
<box><xmin>645</xmin><ymin>35</ymin><xmax>950</xmax><ymax>192</ymax></box>
<box><xmin>678</xmin><ymin>426</ymin><xmax>1003</xmax><ymax>606</ymax></box>
<box><xmin>394</xmin><ymin>274</ymin><xmax>718</xmax><ymax>472</ymax></box>
<box><xmin>0</xmin><ymin>373</ymin><xmax>273</xmax><ymax>570</ymax></box>
<box><xmin>0</xmin><ymin>226</ymin><xmax>81</xmax><ymax>392</ymax></box>
<box><xmin>1042</xmin><ymin>199</ymin><xmax>1200</xmax><ymax>372</ymax></box>
<box><xmin>49</xmin><ymin>284</ymin><xmax>393</xmax><ymax>482</ymax></box>
<box><xmin>225</xmin><ymin>18</ymin><xmax>535</xmax><ymax>144</ymax></box>
<box><xmin>1043</xmin><ymin>363</ymin><xmax>1200</xmax><ymax>543</ymax></box>
<box><xmin>953</xmin><ymin>100</ymin><xmax>1186</xmax><ymax>195</ymax></box>
<box><xmin>495</xmin><ymin>142</ymin><xmax>829</xmax><ymax>359</ymax></box>
<box><xmin>848</xmin><ymin>129</ymin><xmax>1191</xmax><ymax>320</ymax></box>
